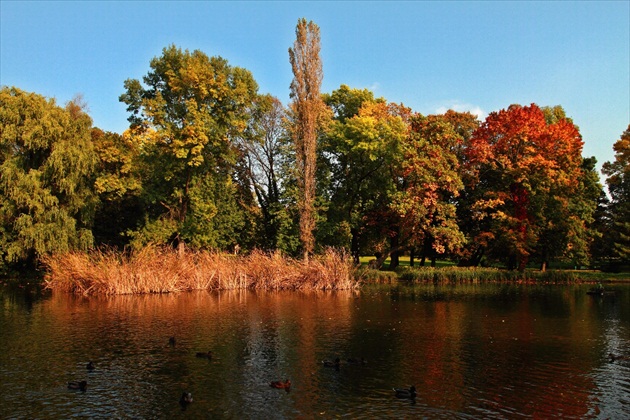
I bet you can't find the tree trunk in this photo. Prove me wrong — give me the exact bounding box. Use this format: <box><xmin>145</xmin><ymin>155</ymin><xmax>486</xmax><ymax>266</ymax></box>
<box><xmin>389</xmin><ymin>228</ymin><xmax>400</xmax><ymax>270</ymax></box>
<box><xmin>459</xmin><ymin>246</ymin><xmax>485</xmax><ymax>267</ymax></box>
<box><xmin>373</xmin><ymin>244</ymin><xmax>409</xmax><ymax>271</ymax></box>
<box><xmin>540</xmin><ymin>245</ymin><xmax>548</xmax><ymax>272</ymax></box>
<box><xmin>351</xmin><ymin>228</ymin><xmax>360</xmax><ymax>266</ymax></box>
<box><xmin>389</xmin><ymin>252</ymin><xmax>400</xmax><ymax>270</ymax></box>
<box><xmin>540</xmin><ymin>260</ymin><xmax>547</xmax><ymax>272</ymax></box>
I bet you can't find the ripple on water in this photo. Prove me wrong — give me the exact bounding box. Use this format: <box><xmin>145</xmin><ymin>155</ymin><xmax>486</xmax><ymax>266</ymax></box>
<box><xmin>2</xmin><ymin>286</ymin><xmax>630</xmax><ymax>418</ymax></box>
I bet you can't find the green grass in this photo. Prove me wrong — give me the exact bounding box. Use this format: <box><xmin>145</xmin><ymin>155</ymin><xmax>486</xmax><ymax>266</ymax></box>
<box><xmin>397</xmin><ymin>267</ymin><xmax>582</xmax><ymax>284</ymax></box>
<box><xmin>357</xmin><ymin>256</ymin><xmax>629</xmax><ymax>284</ymax></box>
<box><xmin>359</xmin><ymin>255</ymin><xmax>456</xmax><ymax>268</ymax></box>
<box><xmin>565</xmin><ymin>270</ymin><xmax>630</xmax><ymax>283</ymax></box>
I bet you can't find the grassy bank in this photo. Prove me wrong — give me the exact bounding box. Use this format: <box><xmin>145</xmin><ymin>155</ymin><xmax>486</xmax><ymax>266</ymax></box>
<box><xmin>397</xmin><ymin>266</ymin><xmax>580</xmax><ymax>284</ymax></box>
<box><xmin>360</xmin><ymin>265</ymin><xmax>628</xmax><ymax>284</ymax></box>
<box><xmin>43</xmin><ymin>246</ymin><xmax>359</xmax><ymax>295</ymax></box>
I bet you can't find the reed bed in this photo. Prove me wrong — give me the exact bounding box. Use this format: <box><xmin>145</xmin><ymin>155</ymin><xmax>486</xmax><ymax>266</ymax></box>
<box><xmin>42</xmin><ymin>246</ymin><xmax>360</xmax><ymax>296</ymax></box>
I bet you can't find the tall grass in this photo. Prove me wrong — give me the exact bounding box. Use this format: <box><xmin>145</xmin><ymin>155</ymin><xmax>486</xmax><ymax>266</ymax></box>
<box><xmin>42</xmin><ymin>246</ymin><xmax>360</xmax><ymax>296</ymax></box>
<box><xmin>396</xmin><ymin>266</ymin><xmax>580</xmax><ymax>284</ymax></box>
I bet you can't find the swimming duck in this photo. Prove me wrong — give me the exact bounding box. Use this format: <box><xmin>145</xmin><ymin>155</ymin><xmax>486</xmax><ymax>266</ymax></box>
<box><xmin>609</xmin><ymin>353</ymin><xmax>629</xmax><ymax>362</ymax></box>
<box><xmin>86</xmin><ymin>361</ymin><xmax>95</xmax><ymax>371</ymax></box>
<box><xmin>179</xmin><ymin>392</ymin><xmax>193</xmax><ymax>406</ymax></box>
<box><xmin>322</xmin><ymin>358</ymin><xmax>341</xmax><ymax>369</ymax></box>
<box><xmin>346</xmin><ymin>357</ymin><xmax>367</xmax><ymax>365</ymax></box>
<box><xmin>394</xmin><ymin>385</ymin><xmax>416</xmax><ymax>399</ymax></box>
<box><xmin>195</xmin><ymin>351</ymin><xmax>212</xmax><ymax>359</ymax></box>
<box><xmin>269</xmin><ymin>379</ymin><xmax>291</xmax><ymax>389</ymax></box>
<box><xmin>68</xmin><ymin>381</ymin><xmax>88</xmax><ymax>392</ymax></box>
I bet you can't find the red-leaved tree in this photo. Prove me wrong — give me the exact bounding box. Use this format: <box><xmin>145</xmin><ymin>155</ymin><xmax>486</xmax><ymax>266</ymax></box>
<box><xmin>465</xmin><ymin>104</ymin><xmax>584</xmax><ymax>270</ymax></box>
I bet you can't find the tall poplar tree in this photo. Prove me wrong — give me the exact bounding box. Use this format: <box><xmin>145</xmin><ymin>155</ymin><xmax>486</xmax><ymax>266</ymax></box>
<box><xmin>289</xmin><ymin>18</ymin><xmax>325</xmax><ymax>261</ymax></box>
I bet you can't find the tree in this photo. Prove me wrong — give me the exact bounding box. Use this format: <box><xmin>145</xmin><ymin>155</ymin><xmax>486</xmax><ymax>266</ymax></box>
<box><xmin>529</xmin><ymin>107</ymin><xmax>602</xmax><ymax>270</ymax></box>
<box><xmin>237</xmin><ymin>94</ymin><xmax>296</xmax><ymax>251</ymax></box>
<box><xmin>0</xmin><ymin>87</ymin><xmax>97</xmax><ymax>271</ymax></box>
<box><xmin>324</xmin><ymin>84</ymin><xmax>383</xmax><ymax>123</ymax></box>
<box><xmin>533</xmin><ymin>156</ymin><xmax>601</xmax><ymax>270</ymax></box>
<box><xmin>119</xmin><ymin>45</ymin><xmax>258</xmax><ymax>250</ymax></box>
<box><xmin>90</xmin><ymin>128</ymin><xmax>143</xmax><ymax>247</ymax></box>
<box><xmin>602</xmin><ymin>125</ymin><xmax>630</xmax><ymax>266</ymax></box>
<box><xmin>392</xmin><ymin>113</ymin><xmax>469</xmax><ymax>268</ymax></box>
<box><xmin>465</xmin><ymin>104</ymin><xmax>584</xmax><ymax>271</ymax></box>
<box><xmin>320</xmin><ymin>88</ymin><xmax>407</xmax><ymax>264</ymax></box>
<box><xmin>289</xmin><ymin>18</ymin><xmax>326</xmax><ymax>261</ymax></box>
<box><xmin>590</xmin><ymin>189</ymin><xmax>613</xmax><ymax>264</ymax></box>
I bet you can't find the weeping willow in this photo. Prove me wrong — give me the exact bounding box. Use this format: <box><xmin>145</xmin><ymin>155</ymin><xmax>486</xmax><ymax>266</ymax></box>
<box><xmin>0</xmin><ymin>87</ymin><xmax>97</xmax><ymax>269</ymax></box>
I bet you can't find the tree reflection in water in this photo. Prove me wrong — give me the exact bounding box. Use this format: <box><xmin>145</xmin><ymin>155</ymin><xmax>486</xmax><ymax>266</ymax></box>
<box><xmin>0</xmin><ymin>284</ymin><xmax>628</xmax><ymax>418</ymax></box>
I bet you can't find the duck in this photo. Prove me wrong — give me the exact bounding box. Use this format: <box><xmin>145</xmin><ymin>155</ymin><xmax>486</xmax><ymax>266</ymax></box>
<box><xmin>269</xmin><ymin>379</ymin><xmax>291</xmax><ymax>390</ymax></box>
<box><xmin>322</xmin><ymin>357</ymin><xmax>341</xmax><ymax>369</ymax></box>
<box><xmin>393</xmin><ymin>385</ymin><xmax>417</xmax><ymax>399</ymax></box>
<box><xmin>609</xmin><ymin>353</ymin><xmax>629</xmax><ymax>362</ymax></box>
<box><xmin>195</xmin><ymin>351</ymin><xmax>212</xmax><ymax>359</ymax></box>
<box><xmin>168</xmin><ymin>336</ymin><xmax>176</xmax><ymax>346</ymax></box>
<box><xmin>86</xmin><ymin>361</ymin><xmax>95</xmax><ymax>371</ymax></box>
<box><xmin>346</xmin><ymin>357</ymin><xmax>367</xmax><ymax>365</ymax></box>
<box><xmin>68</xmin><ymin>381</ymin><xmax>88</xmax><ymax>392</ymax></box>
<box><xmin>179</xmin><ymin>392</ymin><xmax>193</xmax><ymax>407</ymax></box>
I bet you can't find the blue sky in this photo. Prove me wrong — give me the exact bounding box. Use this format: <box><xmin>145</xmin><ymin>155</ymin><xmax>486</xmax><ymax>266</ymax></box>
<box><xmin>1</xmin><ymin>1</ymin><xmax>628</xmax><ymax>172</ymax></box>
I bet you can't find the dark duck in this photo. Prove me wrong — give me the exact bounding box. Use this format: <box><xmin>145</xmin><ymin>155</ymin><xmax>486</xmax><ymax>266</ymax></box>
<box><xmin>393</xmin><ymin>385</ymin><xmax>417</xmax><ymax>399</ymax></box>
<box><xmin>322</xmin><ymin>357</ymin><xmax>341</xmax><ymax>369</ymax></box>
<box><xmin>179</xmin><ymin>392</ymin><xmax>193</xmax><ymax>408</ymax></box>
<box><xmin>68</xmin><ymin>381</ymin><xmax>88</xmax><ymax>392</ymax></box>
<box><xmin>195</xmin><ymin>351</ymin><xmax>213</xmax><ymax>359</ymax></box>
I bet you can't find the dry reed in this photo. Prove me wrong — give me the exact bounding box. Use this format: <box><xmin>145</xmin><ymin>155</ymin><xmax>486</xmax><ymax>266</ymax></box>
<box><xmin>42</xmin><ymin>246</ymin><xmax>360</xmax><ymax>296</ymax></box>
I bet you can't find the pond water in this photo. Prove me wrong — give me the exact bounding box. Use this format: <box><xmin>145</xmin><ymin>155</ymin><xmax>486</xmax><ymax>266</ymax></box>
<box><xmin>1</xmin><ymin>282</ymin><xmax>629</xmax><ymax>419</ymax></box>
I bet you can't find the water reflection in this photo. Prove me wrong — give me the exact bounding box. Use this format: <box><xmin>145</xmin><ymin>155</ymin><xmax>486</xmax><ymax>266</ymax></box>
<box><xmin>0</xmin><ymin>283</ymin><xmax>628</xmax><ymax>418</ymax></box>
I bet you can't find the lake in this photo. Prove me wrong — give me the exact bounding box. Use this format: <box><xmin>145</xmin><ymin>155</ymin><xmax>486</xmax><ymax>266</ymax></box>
<box><xmin>1</xmin><ymin>282</ymin><xmax>629</xmax><ymax>418</ymax></box>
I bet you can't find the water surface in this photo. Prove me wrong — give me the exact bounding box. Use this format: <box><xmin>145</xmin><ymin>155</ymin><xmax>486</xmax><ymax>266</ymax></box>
<box><xmin>1</xmin><ymin>283</ymin><xmax>629</xmax><ymax>418</ymax></box>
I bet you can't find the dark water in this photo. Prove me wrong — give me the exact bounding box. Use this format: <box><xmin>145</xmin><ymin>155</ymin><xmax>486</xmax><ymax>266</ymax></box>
<box><xmin>1</xmin><ymin>282</ymin><xmax>629</xmax><ymax>419</ymax></box>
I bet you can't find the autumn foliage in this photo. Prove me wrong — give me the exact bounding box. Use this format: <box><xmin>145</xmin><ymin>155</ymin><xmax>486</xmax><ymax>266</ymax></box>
<box><xmin>465</xmin><ymin>104</ymin><xmax>584</xmax><ymax>270</ymax></box>
<box><xmin>2</xmin><ymin>33</ymin><xmax>618</xmax><ymax>279</ymax></box>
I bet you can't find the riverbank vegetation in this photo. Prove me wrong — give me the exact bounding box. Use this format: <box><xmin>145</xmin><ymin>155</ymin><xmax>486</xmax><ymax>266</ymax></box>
<box><xmin>43</xmin><ymin>246</ymin><xmax>625</xmax><ymax>296</ymax></box>
<box><xmin>2</xmin><ymin>19</ymin><xmax>628</xmax><ymax>289</ymax></box>
<box><xmin>42</xmin><ymin>246</ymin><xmax>358</xmax><ymax>295</ymax></box>
<box><xmin>372</xmin><ymin>266</ymin><xmax>582</xmax><ymax>284</ymax></box>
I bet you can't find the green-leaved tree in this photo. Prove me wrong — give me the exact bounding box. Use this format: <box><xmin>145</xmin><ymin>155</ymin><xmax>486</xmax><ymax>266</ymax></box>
<box><xmin>119</xmin><ymin>45</ymin><xmax>259</xmax><ymax>250</ymax></box>
<box><xmin>0</xmin><ymin>87</ymin><xmax>97</xmax><ymax>272</ymax></box>
<box><xmin>602</xmin><ymin>125</ymin><xmax>630</xmax><ymax>267</ymax></box>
